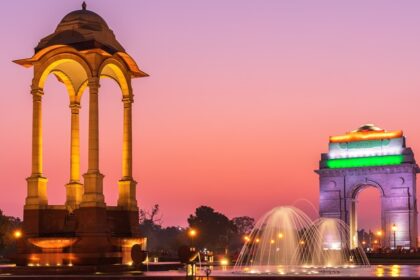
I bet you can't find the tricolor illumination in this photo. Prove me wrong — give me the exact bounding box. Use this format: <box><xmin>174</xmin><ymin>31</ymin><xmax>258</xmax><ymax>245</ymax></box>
<box><xmin>326</xmin><ymin>125</ymin><xmax>405</xmax><ymax>169</ymax></box>
<box><xmin>327</xmin><ymin>155</ymin><xmax>403</xmax><ymax>169</ymax></box>
<box><xmin>328</xmin><ymin>138</ymin><xmax>403</xmax><ymax>159</ymax></box>
<box><xmin>330</xmin><ymin>128</ymin><xmax>402</xmax><ymax>143</ymax></box>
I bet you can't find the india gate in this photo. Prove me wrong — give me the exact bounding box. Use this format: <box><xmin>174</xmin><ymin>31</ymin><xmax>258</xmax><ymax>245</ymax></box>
<box><xmin>317</xmin><ymin>124</ymin><xmax>418</xmax><ymax>249</ymax></box>
<box><xmin>13</xmin><ymin>3</ymin><xmax>147</xmax><ymax>265</ymax></box>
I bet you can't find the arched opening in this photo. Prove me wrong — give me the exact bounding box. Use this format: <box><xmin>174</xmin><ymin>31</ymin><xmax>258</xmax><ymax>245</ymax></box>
<box><xmin>38</xmin><ymin>58</ymin><xmax>89</xmax><ymax>101</ymax></box>
<box><xmin>97</xmin><ymin>60</ymin><xmax>130</xmax><ymax>206</ymax></box>
<box><xmin>350</xmin><ymin>184</ymin><xmax>383</xmax><ymax>251</ymax></box>
<box><xmin>98</xmin><ymin>77</ymin><xmax>123</xmax><ymax>206</ymax></box>
<box><xmin>36</xmin><ymin>57</ymin><xmax>90</xmax><ymax>207</ymax></box>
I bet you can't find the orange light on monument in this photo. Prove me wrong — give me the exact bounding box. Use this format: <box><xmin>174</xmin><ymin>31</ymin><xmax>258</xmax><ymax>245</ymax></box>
<box><xmin>243</xmin><ymin>235</ymin><xmax>251</xmax><ymax>242</ymax></box>
<box><xmin>330</xmin><ymin>129</ymin><xmax>403</xmax><ymax>143</ymax></box>
<box><xmin>376</xmin><ymin>230</ymin><xmax>383</xmax><ymax>237</ymax></box>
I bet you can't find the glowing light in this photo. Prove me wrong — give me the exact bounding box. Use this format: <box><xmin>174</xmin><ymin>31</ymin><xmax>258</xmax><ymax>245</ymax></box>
<box><xmin>278</xmin><ymin>233</ymin><xmax>284</xmax><ymax>239</ymax></box>
<box><xmin>374</xmin><ymin>240</ymin><xmax>378</xmax><ymax>244</ymax></box>
<box><xmin>375</xmin><ymin>266</ymin><xmax>384</xmax><ymax>277</ymax></box>
<box><xmin>28</xmin><ymin>237</ymin><xmax>78</xmax><ymax>249</ymax></box>
<box><xmin>376</xmin><ymin>230</ymin><xmax>383</xmax><ymax>236</ymax></box>
<box><xmin>13</xmin><ymin>230</ymin><xmax>22</xmax><ymax>239</ymax></box>
<box><xmin>270</xmin><ymin>239</ymin><xmax>275</xmax><ymax>244</ymax></box>
<box><xmin>243</xmin><ymin>236</ymin><xmax>250</xmax><ymax>242</ymax></box>
<box><xmin>391</xmin><ymin>265</ymin><xmax>400</xmax><ymax>277</ymax></box>
<box><xmin>299</xmin><ymin>240</ymin><xmax>305</xmax><ymax>245</ymax></box>
<box><xmin>255</xmin><ymin>238</ymin><xmax>260</xmax><ymax>243</ymax></box>
<box><xmin>392</xmin><ymin>224</ymin><xmax>398</xmax><ymax>232</ymax></box>
<box><xmin>188</xmin><ymin>228</ymin><xmax>197</xmax><ymax>238</ymax></box>
<box><xmin>220</xmin><ymin>258</ymin><xmax>229</xmax><ymax>266</ymax></box>
<box><xmin>327</xmin><ymin>155</ymin><xmax>403</xmax><ymax>169</ymax></box>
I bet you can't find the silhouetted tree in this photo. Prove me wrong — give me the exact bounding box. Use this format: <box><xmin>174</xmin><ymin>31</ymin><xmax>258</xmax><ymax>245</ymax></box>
<box><xmin>230</xmin><ymin>216</ymin><xmax>255</xmax><ymax>254</ymax></box>
<box><xmin>0</xmin><ymin>210</ymin><xmax>22</xmax><ymax>258</ymax></box>
<box><xmin>139</xmin><ymin>204</ymin><xmax>162</xmax><ymax>225</ymax></box>
<box><xmin>139</xmin><ymin>205</ymin><xmax>187</xmax><ymax>258</ymax></box>
<box><xmin>232</xmin><ymin>216</ymin><xmax>255</xmax><ymax>236</ymax></box>
<box><xmin>188</xmin><ymin>206</ymin><xmax>235</xmax><ymax>253</ymax></box>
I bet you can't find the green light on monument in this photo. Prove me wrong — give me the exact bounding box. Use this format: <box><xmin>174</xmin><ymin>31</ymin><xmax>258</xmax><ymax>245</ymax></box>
<box><xmin>327</xmin><ymin>155</ymin><xmax>403</xmax><ymax>169</ymax></box>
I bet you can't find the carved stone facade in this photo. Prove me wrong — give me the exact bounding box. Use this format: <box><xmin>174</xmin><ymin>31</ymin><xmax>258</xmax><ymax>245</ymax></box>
<box><xmin>317</xmin><ymin>138</ymin><xmax>418</xmax><ymax>249</ymax></box>
<box><xmin>13</xmin><ymin>4</ymin><xmax>148</xmax><ymax>265</ymax></box>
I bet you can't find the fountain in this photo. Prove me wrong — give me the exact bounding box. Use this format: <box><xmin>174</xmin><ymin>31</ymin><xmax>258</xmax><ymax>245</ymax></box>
<box><xmin>233</xmin><ymin>206</ymin><xmax>369</xmax><ymax>275</ymax></box>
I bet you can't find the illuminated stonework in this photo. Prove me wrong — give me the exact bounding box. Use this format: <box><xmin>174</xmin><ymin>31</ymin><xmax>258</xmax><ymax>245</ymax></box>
<box><xmin>13</xmin><ymin>3</ymin><xmax>147</xmax><ymax>265</ymax></box>
<box><xmin>317</xmin><ymin>124</ymin><xmax>418</xmax><ymax>249</ymax></box>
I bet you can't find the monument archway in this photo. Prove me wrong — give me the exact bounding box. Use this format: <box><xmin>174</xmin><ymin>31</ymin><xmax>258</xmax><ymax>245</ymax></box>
<box><xmin>317</xmin><ymin>124</ymin><xmax>418</xmax><ymax>249</ymax></box>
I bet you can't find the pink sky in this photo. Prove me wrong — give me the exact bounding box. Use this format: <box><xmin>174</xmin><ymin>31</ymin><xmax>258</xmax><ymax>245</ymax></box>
<box><xmin>1</xmin><ymin>0</ymin><xmax>420</xmax><ymax>231</ymax></box>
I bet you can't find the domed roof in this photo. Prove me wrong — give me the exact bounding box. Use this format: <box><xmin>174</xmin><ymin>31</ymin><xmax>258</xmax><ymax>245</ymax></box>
<box><xmin>59</xmin><ymin>9</ymin><xmax>109</xmax><ymax>29</ymax></box>
<box><xmin>35</xmin><ymin>3</ymin><xmax>125</xmax><ymax>54</ymax></box>
<box><xmin>352</xmin><ymin>124</ymin><xmax>384</xmax><ymax>133</ymax></box>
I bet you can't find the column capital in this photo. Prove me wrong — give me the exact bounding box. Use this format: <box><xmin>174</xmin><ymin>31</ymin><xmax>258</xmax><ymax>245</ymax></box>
<box><xmin>31</xmin><ymin>88</ymin><xmax>44</xmax><ymax>98</ymax></box>
<box><xmin>122</xmin><ymin>96</ymin><xmax>134</xmax><ymax>106</ymax></box>
<box><xmin>69</xmin><ymin>102</ymin><xmax>81</xmax><ymax>113</ymax></box>
<box><xmin>88</xmin><ymin>77</ymin><xmax>100</xmax><ymax>89</ymax></box>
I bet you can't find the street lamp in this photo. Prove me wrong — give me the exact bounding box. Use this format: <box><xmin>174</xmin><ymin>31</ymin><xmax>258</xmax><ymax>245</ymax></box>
<box><xmin>188</xmin><ymin>228</ymin><xmax>197</xmax><ymax>247</ymax></box>
<box><xmin>13</xmin><ymin>230</ymin><xmax>22</xmax><ymax>239</ymax></box>
<box><xmin>376</xmin><ymin>230</ymin><xmax>383</xmax><ymax>249</ymax></box>
<box><xmin>392</xmin><ymin>224</ymin><xmax>397</xmax><ymax>250</ymax></box>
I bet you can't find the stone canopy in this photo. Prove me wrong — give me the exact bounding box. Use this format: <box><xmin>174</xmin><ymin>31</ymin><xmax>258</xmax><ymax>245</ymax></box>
<box><xmin>35</xmin><ymin>6</ymin><xmax>125</xmax><ymax>54</ymax></box>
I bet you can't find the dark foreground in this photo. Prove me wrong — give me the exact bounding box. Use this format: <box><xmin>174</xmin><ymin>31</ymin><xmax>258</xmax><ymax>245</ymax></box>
<box><xmin>0</xmin><ymin>264</ymin><xmax>419</xmax><ymax>279</ymax></box>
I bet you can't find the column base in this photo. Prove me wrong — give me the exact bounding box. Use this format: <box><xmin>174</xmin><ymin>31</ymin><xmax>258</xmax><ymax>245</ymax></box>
<box><xmin>81</xmin><ymin>172</ymin><xmax>105</xmax><ymax>208</ymax></box>
<box><xmin>117</xmin><ymin>179</ymin><xmax>138</xmax><ymax>211</ymax></box>
<box><xmin>25</xmin><ymin>176</ymin><xmax>48</xmax><ymax>209</ymax></box>
<box><xmin>65</xmin><ymin>181</ymin><xmax>84</xmax><ymax>212</ymax></box>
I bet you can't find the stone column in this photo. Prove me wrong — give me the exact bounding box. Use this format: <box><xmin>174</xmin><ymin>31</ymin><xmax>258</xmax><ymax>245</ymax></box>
<box><xmin>81</xmin><ymin>77</ymin><xmax>105</xmax><ymax>207</ymax></box>
<box><xmin>65</xmin><ymin>102</ymin><xmax>83</xmax><ymax>211</ymax></box>
<box><xmin>118</xmin><ymin>95</ymin><xmax>138</xmax><ymax>210</ymax></box>
<box><xmin>25</xmin><ymin>87</ymin><xmax>48</xmax><ymax>209</ymax></box>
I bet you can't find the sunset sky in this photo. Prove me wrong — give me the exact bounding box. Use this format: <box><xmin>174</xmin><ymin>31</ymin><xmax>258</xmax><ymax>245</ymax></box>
<box><xmin>2</xmin><ymin>0</ymin><xmax>420</xmax><ymax>231</ymax></box>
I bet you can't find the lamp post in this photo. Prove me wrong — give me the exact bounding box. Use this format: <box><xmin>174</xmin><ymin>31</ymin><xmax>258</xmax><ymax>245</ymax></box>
<box><xmin>392</xmin><ymin>224</ymin><xmax>397</xmax><ymax>250</ymax></box>
<box><xmin>376</xmin><ymin>230</ymin><xmax>382</xmax><ymax>249</ymax></box>
<box><xmin>188</xmin><ymin>228</ymin><xmax>197</xmax><ymax>247</ymax></box>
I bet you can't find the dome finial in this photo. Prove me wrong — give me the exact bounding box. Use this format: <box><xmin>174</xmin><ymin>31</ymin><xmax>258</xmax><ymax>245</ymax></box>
<box><xmin>82</xmin><ymin>1</ymin><xmax>87</xmax><ymax>10</ymax></box>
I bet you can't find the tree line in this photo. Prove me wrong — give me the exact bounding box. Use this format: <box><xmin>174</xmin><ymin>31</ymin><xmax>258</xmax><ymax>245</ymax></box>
<box><xmin>139</xmin><ymin>205</ymin><xmax>254</xmax><ymax>260</ymax></box>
